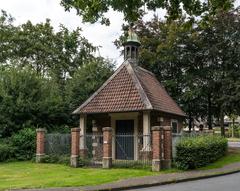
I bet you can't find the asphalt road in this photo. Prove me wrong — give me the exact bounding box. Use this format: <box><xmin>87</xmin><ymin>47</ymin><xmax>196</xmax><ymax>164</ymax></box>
<box><xmin>128</xmin><ymin>172</ymin><xmax>240</xmax><ymax>191</ymax></box>
<box><xmin>229</xmin><ymin>141</ymin><xmax>240</xmax><ymax>148</ymax></box>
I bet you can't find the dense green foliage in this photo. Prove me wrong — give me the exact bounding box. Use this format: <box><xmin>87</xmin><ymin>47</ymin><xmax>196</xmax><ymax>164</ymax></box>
<box><xmin>0</xmin><ymin>68</ymin><xmax>65</xmax><ymax>137</ymax></box>
<box><xmin>0</xmin><ymin>142</ymin><xmax>15</xmax><ymax>162</ymax></box>
<box><xmin>0</xmin><ymin>11</ymin><xmax>114</xmax><ymax>140</ymax></box>
<box><xmin>175</xmin><ymin>135</ymin><xmax>228</xmax><ymax>169</ymax></box>
<box><xmin>0</xmin><ymin>10</ymin><xmax>96</xmax><ymax>81</ymax></box>
<box><xmin>0</xmin><ymin>128</ymin><xmax>35</xmax><ymax>161</ymax></box>
<box><xmin>10</xmin><ymin>128</ymin><xmax>36</xmax><ymax>160</ymax></box>
<box><xmin>61</xmin><ymin>0</ymin><xmax>233</xmax><ymax>24</ymax></box>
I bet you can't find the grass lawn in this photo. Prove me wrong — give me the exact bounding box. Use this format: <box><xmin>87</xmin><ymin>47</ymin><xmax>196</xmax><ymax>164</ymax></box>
<box><xmin>0</xmin><ymin>149</ymin><xmax>240</xmax><ymax>191</ymax></box>
<box><xmin>0</xmin><ymin>162</ymin><xmax>160</xmax><ymax>190</ymax></box>
<box><xmin>199</xmin><ymin>148</ymin><xmax>240</xmax><ymax>170</ymax></box>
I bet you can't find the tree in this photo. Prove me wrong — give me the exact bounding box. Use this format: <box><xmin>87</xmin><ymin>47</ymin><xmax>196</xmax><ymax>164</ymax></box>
<box><xmin>0</xmin><ymin>66</ymin><xmax>65</xmax><ymax>137</ymax></box>
<box><xmin>115</xmin><ymin>7</ymin><xmax>240</xmax><ymax>133</ymax></box>
<box><xmin>60</xmin><ymin>0</ymin><xmax>233</xmax><ymax>25</ymax></box>
<box><xmin>65</xmin><ymin>58</ymin><xmax>114</xmax><ymax>116</ymax></box>
<box><xmin>0</xmin><ymin>11</ymin><xmax>96</xmax><ymax>83</ymax></box>
<box><xmin>198</xmin><ymin>8</ymin><xmax>240</xmax><ymax>135</ymax></box>
<box><xmin>117</xmin><ymin>17</ymin><xmax>207</xmax><ymax>130</ymax></box>
<box><xmin>0</xmin><ymin>11</ymin><xmax>115</xmax><ymax>136</ymax></box>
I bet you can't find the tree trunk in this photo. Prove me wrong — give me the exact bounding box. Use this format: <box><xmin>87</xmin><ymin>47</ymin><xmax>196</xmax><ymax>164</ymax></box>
<box><xmin>207</xmin><ymin>94</ymin><xmax>212</xmax><ymax>129</ymax></box>
<box><xmin>188</xmin><ymin>114</ymin><xmax>192</xmax><ymax>133</ymax></box>
<box><xmin>232</xmin><ymin>118</ymin><xmax>235</xmax><ymax>138</ymax></box>
<box><xmin>220</xmin><ymin>108</ymin><xmax>225</xmax><ymax>137</ymax></box>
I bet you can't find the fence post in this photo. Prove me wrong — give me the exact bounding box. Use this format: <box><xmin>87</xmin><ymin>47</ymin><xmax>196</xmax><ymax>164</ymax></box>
<box><xmin>71</xmin><ymin>128</ymin><xmax>80</xmax><ymax>167</ymax></box>
<box><xmin>102</xmin><ymin>127</ymin><xmax>112</xmax><ymax>169</ymax></box>
<box><xmin>151</xmin><ymin>126</ymin><xmax>163</xmax><ymax>171</ymax></box>
<box><xmin>162</xmin><ymin>126</ymin><xmax>172</xmax><ymax>169</ymax></box>
<box><xmin>36</xmin><ymin>128</ymin><xmax>46</xmax><ymax>163</ymax></box>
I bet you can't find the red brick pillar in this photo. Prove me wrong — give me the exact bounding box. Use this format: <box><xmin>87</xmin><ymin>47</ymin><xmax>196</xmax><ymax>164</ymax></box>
<box><xmin>151</xmin><ymin>126</ymin><xmax>163</xmax><ymax>171</ymax></box>
<box><xmin>71</xmin><ymin>128</ymin><xmax>80</xmax><ymax>167</ymax></box>
<box><xmin>102</xmin><ymin>127</ymin><xmax>112</xmax><ymax>169</ymax></box>
<box><xmin>36</xmin><ymin>128</ymin><xmax>46</xmax><ymax>163</ymax></box>
<box><xmin>162</xmin><ymin>126</ymin><xmax>172</xmax><ymax>169</ymax></box>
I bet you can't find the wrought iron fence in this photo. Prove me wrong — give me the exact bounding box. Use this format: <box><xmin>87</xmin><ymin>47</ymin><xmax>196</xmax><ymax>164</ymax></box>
<box><xmin>172</xmin><ymin>134</ymin><xmax>181</xmax><ymax>159</ymax></box>
<box><xmin>112</xmin><ymin>134</ymin><xmax>152</xmax><ymax>168</ymax></box>
<box><xmin>79</xmin><ymin>134</ymin><xmax>103</xmax><ymax>167</ymax></box>
<box><xmin>45</xmin><ymin>133</ymin><xmax>71</xmax><ymax>155</ymax></box>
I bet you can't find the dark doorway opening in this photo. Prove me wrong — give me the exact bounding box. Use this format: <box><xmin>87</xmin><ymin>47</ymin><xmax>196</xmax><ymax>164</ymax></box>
<box><xmin>115</xmin><ymin>120</ymin><xmax>134</xmax><ymax>160</ymax></box>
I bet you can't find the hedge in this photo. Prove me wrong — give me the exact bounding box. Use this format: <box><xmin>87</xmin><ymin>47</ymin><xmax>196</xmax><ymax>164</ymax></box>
<box><xmin>175</xmin><ymin>135</ymin><xmax>228</xmax><ymax>170</ymax></box>
<box><xmin>0</xmin><ymin>128</ymin><xmax>36</xmax><ymax>162</ymax></box>
<box><xmin>10</xmin><ymin>128</ymin><xmax>36</xmax><ymax>160</ymax></box>
<box><xmin>0</xmin><ymin>142</ymin><xmax>16</xmax><ymax>162</ymax></box>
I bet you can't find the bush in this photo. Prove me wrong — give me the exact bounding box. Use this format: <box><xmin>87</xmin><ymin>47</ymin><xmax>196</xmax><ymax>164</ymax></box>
<box><xmin>0</xmin><ymin>142</ymin><xmax>15</xmax><ymax>162</ymax></box>
<box><xmin>40</xmin><ymin>155</ymin><xmax>70</xmax><ymax>165</ymax></box>
<box><xmin>10</xmin><ymin>128</ymin><xmax>36</xmax><ymax>160</ymax></box>
<box><xmin>175</xmin><ymin>135</ymin><xmax>228</xmax><ymax>170</ymax></box>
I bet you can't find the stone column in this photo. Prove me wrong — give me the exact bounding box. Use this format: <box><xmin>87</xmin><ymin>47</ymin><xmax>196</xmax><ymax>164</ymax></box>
<box><xmin>102</xmin><ymin>127</ymin><xmax>112</xmax><ymax>169</ymax></box>
<box><xmin>92</xmin><ymin>120</ymin><xmax>103</xmax><ymax>161</ymax></box>
<box><xmin>79</xmin><ymin>114</ymin><xmax>87</xmax><ymax>158</ymax></box>
<box><xmin>151</xmin><ymin>126</ymin><xmax>163</xmax><ymax>171</ymax></box>
<box><xmin>140</xmin><ymin>111</ymin><xmax>152</xmax><ymax>160</ymax></box>
<box><xmin>162</xmin><ymin>126</ymin><xmax>172</xmax><ymax>169</ymax></box>
<box><xmin>36</xmin><ymin>128</ymin><xmax>46</xmax><ymax>163</ymax></box>
<box><xmin>70</xmin><ymin>128</ymin><xmax>80</xmax><ymax>167</ymax></box>
<box><xmin>143</xmin><ymin>111</ymin><xmax>151</xmax><ymax>150</ymax></box>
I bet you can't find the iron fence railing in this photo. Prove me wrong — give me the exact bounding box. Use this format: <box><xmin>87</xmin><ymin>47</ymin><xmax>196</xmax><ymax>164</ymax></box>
<box><xmin>79</xmin><ymin>134</ymin><xmax>103</xmax><ymax>167</ymax></box>
<box><xmin>45</xmin><ymin>133</ymin><xmax>71</xmax><ymax>155</ymax></box>
<box><xmin>112</xmin><ymin>134</ymin><xmax>152</xmax><ymax>168</ymax></box>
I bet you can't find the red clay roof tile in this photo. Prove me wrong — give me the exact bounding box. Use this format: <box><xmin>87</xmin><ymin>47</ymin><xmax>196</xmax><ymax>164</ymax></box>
<box><xmin>73</xmin><ymin>60</ymin><xmax>186</xmax><ymax>117</ymax></box>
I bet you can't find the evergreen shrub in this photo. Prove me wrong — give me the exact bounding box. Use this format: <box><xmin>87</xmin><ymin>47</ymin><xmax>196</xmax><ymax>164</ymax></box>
<box><xmin>175</xmin><ymin>135</ymin><xmax>228</xmax><ymax>170</ymax></box>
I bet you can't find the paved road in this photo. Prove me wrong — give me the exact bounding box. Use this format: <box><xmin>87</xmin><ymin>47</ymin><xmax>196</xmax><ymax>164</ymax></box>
<box><xmin>229</xmin><ymin>141</ymin><xmax>240</xmax><ymax>148</ymax></box>
<box><xmin>129</xmin><ymin>172</ymin><xmax>240</xmax><ymax>191</ymax></box>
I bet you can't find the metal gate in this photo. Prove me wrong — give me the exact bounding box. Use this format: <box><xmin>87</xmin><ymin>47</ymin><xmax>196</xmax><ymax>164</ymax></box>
<box><xmin>115</xmin><ymin>120</ymin><xmax>134</xmax><ymax>160</ymax></box>
<box><xmin>115</xmin><ymin>134</ymin><xmax>134</xmax><ymax>160</ymax></box>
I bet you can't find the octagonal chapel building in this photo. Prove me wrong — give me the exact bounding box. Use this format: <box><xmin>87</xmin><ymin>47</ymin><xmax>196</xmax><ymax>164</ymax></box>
<box><xmin>73</xmin><ymin>28</ymin><xmax>186</xmax><ymax>161</ymax></box>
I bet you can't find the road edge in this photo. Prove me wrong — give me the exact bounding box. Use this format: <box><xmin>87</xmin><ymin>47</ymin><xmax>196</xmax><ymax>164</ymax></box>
<box><xmin>94</xmin><ymin>168</ymin><xmax>240</xmax><ymax>191</ymax></box>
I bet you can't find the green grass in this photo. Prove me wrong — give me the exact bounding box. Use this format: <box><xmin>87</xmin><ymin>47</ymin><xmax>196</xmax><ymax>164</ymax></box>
<box><xmin>0</xmin><ymin>161</ymin><xmax>159</xmax><ymax>190</ymax></box>
<box><xmin>1</xmin><ymin>149</ymin><xmax>240</xmax><ymax>190</ymax></box>
<box><xmin>199</xmin><ymin>149</ymin><xmax>240</xmax><ymax>170</ymax></box>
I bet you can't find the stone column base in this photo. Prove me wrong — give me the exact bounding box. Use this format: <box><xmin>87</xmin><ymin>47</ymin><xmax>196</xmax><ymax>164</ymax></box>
<box><xmin>152</xmin><ymin>159</ymin><xmax>161</xmax><ymax>171</ymax></box>
<box><xmin>161</xmin><ymin>159</ymin><xmax>172</xmax><ymax>169</ymax></box>
<box><xmin>36</xmin><ymin>154</ymin><xmax>45</xmax><ymax>163</ymax></box>
<box><xmin>102</xmin><ymin>157</ymin><xmax>112</xmax><ymax>169</ymax></box>
<box><xmin>70</xmin><ymin>155</ymin><xmax>79</xmax><ymax>167</ymax></box>
<box><xmin>79</xmin><ymin>149</ymin><xmax>88</xmax><ymax>159</ymax></box>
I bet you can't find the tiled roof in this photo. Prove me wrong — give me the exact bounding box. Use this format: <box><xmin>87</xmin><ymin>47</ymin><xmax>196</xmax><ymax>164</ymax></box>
<box><xmin>135</xmin><ymin>67</ymin><xmax>186</xmax><ymax>116</ymax></box>
<box><xmin>73</xmin><ymin>60</ymin><xmax>186</xmax><ymax>117</ymax></box>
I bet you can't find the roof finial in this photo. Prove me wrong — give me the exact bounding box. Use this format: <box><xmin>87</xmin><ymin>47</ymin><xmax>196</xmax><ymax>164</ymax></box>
<box><xmin>123</xmin><ymin>23</ymin><xmax>141</xmax><ymax>62</ymax></box>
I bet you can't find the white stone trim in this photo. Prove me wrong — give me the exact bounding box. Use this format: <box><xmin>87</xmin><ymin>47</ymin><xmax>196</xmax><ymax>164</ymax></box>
<box><xmin>79</xmin><ymin>114</ymin><xmax>87</xmax><ymax>149</ymax></box>
<box><xmin>142</xmin><ymin>111</ymin><xmax>151</xmax><ymax>151</ymax></box>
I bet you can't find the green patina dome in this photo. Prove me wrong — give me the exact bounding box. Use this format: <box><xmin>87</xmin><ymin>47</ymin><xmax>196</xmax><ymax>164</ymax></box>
<box><xmin>125</xmin><ymin>28</ymin><xmax>141</xmax><ymax>45</ymax></box>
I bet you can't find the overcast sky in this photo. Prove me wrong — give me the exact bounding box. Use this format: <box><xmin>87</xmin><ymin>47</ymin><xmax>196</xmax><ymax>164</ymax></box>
<box><xmin>0</xmin><ymin>0</ymin><xmax>240</xmax><ymax>65</ymax></box>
